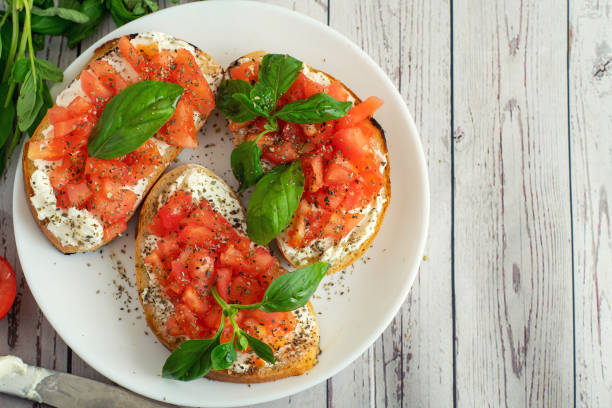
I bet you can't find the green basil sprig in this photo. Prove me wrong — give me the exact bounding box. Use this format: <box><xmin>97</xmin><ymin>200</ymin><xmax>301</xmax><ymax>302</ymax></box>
<box><xmin>30</xmin><ymin>6</ymin><xmax>90</xmax><ymax>23</ymax></box>
<box><xmin>258</xmin><ymin>53</ymin><xmax>302</xmax><ymax>103</ymax></box>
<box><xmin>230</xmin><ymin>140</ymin><xmax>263</xmax><ymax>192</ymax></box>
<box><xmin>216</xmin><ymin>79</ymin><xmax>257</xmax><ymax>123</ymax></box>
<box><xmin>162</xmin><ymin>262</ymin><xmax>329</xmax><ymax>381</ymax></box>
<box><xmin>247</xmin><ymin>161</ymin><xmax>305</xmax><ymax>246</ymax></box>
<box><xmin>275</xmin><ymin>93</ymin><xmax>352</xmax><ymax>124</ymax></box>
<box><xmin>87</xmin><ymin>80</ymin><xmax>183</xmax><ymax>159</ymax></box>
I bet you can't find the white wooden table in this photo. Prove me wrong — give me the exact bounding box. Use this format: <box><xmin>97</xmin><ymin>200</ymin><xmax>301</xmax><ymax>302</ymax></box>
<box><xmin>1</xmin><ymin>0</ymin><xmax>611</xmax><ymax>406</ymax></box>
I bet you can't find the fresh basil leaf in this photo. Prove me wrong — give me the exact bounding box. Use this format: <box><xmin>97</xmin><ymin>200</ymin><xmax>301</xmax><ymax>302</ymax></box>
<box><xmin>87</xmin><ymin>80</ymin><xmax>183</xmax><ymax>159</ymax></box>
<box><xmin>31</xmin><ymin>7</ymin><xmax>90</xmax><ymax>23</ymax></box>
<box><xmin>109</xmin><ymin>0</ymin><xmax>156</xmax><ymax>26</ymax></box>
<box><xmin>34</xmin><ymin>58</ymin><xmax>63</xmax><ymax>82</ymax></box>
<box><xmin>236</xmin><ymin>332</ymin><xmax>249</xmax><ymax>352</ymax></box>
<box><xmin>27</xmin><ymin>81</ymin><xmax>52</xmax><ymax>136</ymax></box>
<box><xmin>258</xmin><ymin>54</ymin><xmax>302</xmax><ymax>104</ymax></box>
<box><xmin>211</xmin><ymin>342</ymin><xmax>237</xmax><ymax>370</ymax></box>
<box><xmin>231</xmin><ymin>140</ymin><xmax>263</xmax><ymax>192</ymax></box>
<box><xmin>259</xmin><ymin>262</ymin><xmax>329</xmax><ymax>313</ymax></box>
<box><xmin>275</xmin><ymin>93</ymin><xmax>352</xmax><ymax>124</ymax></box>
<box><xmin>9</xmin><ymin>58</ymin><xmax>30</xmax><ymax>83</ymax></box>
<box><xmin>244</xmin><ymin>333</ymin><xmax>275</xmax><ymax>364</ymax></box>
<box><xmin>0</xmin><ymin>84</ymin><xmax>15</xmax><ymax>149</ymax></box>
<box><xmin>32</xmin><ymin>33</ymin><xmax>46</xmax><ymax>51</ymax></box>
<box><xmin>162</xmin><ymin>338</ymin><xmax>216</xmax><ymax>381</ymax></box>
<box><xmin>250</xmin><ymin>82</ymin><xmax>275</xmax><ymax>115</ymax></box>
<box><xmin>65</xmin><ymin>0</ymin><xmax>105</xmax><ymax>48</ymax></box>
<box><xmin>0</xmin><ymin>19</ymin><xmax>12</xmax><ymax>73</ymax></box>
<box><xmin>17</xmin><ymin>70</ymin><xmax>42</xmax><ymax>131</ymax></box>
<box><xmin>215</xmin><ymin>79</ymin><xmax>257</xmax><ymax>123</ymax></box>
<box><xmin>31</xmin><ymin>14</ymin><xmax>71</xmax><ymax>35</ymax></box>
<box><xmin>232</xmin><ymin>93</ymin><xmax>268</xmax><ymax>118</ymax></box>
<box><xmin>246</xmin><ymin>161</ymin><xmax>305</xmax><ymax>245</ymax></box>
<box><xmin>59</xmin><ymin>0</ymin><xmax>81</xmax><ymax>9</ymax></box>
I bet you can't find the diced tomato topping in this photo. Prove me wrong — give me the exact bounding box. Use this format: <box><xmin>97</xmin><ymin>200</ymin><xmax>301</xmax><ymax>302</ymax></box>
<box><xmin>103</xmin><ymin>220</ymin><xmax>127</xmax><ymax>242</ymax></box>
<box><xmin>216</xmin><ymin>267</ymin><xmax>232</xmax><ymax>302</ymax></box>
<box><xmin>332</xmin><ymin>127</ymin><xmax>372</xmax><ymax>165</ymax></box>
<box><xmin>159</xmin><ymin>98</ymin><xmax>197</xmax><ymax>148</ymax></box>
<box><xmin>219</xmin><ymin>245</ymin><xmax>246</xmax><ymax>269</ymax></box>
<box><xmin>150</xmin><ymin>191</ymin><xmax>194</xmax><ymax>235</ymax></box>
<box><xmin>147</xmin><ymin>50</ymin><xmax>174</xmax><ymax>81</ymax></box>
<box><xmin>118</xmin><ymin>36</ymin><xmax>147</xmax><ymax>75</ymax></box>
<box><xmin>302</xmin><ymin>155</ymin><xmax>323</xmax><ymax>192</ymax></box>
<box><xmin>336</xmin><ymin>96</ymin><xmax>383</xmax><ymax>129</ymax></box>
<box><xmin>182</xmin><ymin>286</ymin><xmax>212</xmax><ymax>317</ymax></box>
<box><xmin>47</xmin><ymin>106</ymin><xmax>72</xmax><ymax>125</ymax></box>
<box><xmin>229</xmin><ymin>276</ymin><xmax>261</xmax><ymax>305</ymax></box>
<box><xmin>302</xmin><ymin>74</ymin><xmax>326</xmax><ymax>98</ymax></box>
<box><xmin>89</xmin><ymin>179</ymin><xmax>138</xmax><ymax>223</ymax></box>
<box><xmin>325</xmin><ymin>161</ymin><xmax>353</xmax><ymax>185</ymax></box>
<box><xmin>80</xmin><ymin>70</ymin><xmax>113</xmax><ymax>111</ymax></box>
<box><xmin>89</xmin><ymin>59</ymin><xmax>129</xmax><ymax>95</ymax></box>
<box><xmin>67</xmin><ymin>96</ymin><xmax>96</xmax><ymax>117</ymax></box>
<box><xmin>59</xmin><ymin>182</ymin><xmax>92</xmax><ymax>209</ymax></box>
<box><xmin>326</xmin><ymin>81</ymin><xmax>350</xmax><ymax>102</ymax></box>
<box><xmin>229</xmin><ymin>60</ymin><xmax>259</xmax><ymax>83</ymax></box>
<box><xmin>171</xmin><ymin>48</ymin><xmax>215</xmax><ymax>117</ymax></box>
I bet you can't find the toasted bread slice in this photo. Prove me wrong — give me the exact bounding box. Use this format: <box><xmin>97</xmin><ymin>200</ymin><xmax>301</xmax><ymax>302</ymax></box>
<box><xmin>224</xmin><ymin>52</ymin><xmax>391</xmax><ymax>274</ymax></box>
<box><xmin>23</xmin><ymin>33</ymin><xmax>223</xmax><ymax>254</ymax></box>
<box><xmin>135</xmin><ymin>164</ymin><xmax>320</xmax><ymax>383</ymax></box>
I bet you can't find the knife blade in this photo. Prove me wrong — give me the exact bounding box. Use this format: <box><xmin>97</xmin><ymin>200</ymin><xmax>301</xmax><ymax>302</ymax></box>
<box><xmin>0</xmin><ymin>355</ymin><xmax>174</xmax><ymax>408</ymax></box>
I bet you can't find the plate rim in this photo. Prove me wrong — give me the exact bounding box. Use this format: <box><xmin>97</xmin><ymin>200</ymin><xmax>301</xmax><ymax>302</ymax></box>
<box><xmin>13</xmin><ymin>1</ymin><xmax>430</xmax><ymax>406</ymax></box>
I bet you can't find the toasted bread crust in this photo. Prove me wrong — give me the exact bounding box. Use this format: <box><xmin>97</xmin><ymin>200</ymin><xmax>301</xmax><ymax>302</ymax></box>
<box><xmin>23</xmin><ymin>35</ymin><xmax>220</xmax><ymax>254</ymax></box>
<box><xmin>135</xmin><ymin>164</ymin><xmax>320</xmax><ymax>383</ymax></box>
<box><xmin>226</xmin><ymin>53</ymin><xmax>391</xmax><ymax>274</ymax></box>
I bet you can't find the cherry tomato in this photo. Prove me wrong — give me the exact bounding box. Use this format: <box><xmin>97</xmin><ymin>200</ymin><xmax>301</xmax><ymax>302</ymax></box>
<box><xmin>0</xmin><ymin>256</ymin><xmax>16</xmax><ymax>320</ymax></box>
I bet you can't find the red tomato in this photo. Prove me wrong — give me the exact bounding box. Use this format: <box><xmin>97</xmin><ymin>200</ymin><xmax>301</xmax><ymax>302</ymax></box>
<box><xmin>219</xmin><ymin>245</ymin><xmax>245</xmax><ymax>269</ymax></box>
<box><xmin>336</xmin><ymin>96</ymin><xmax>383</xmax><ymax>129</ymax></box>
<box><xmin>188</xmin><ymin>249</ymin><xmax>214</xmax><ymax>279</ymax></box>
<box><xmin>326</xmin><ymin>81</ymin><xmax>350</xmax><ymax>102</ymax></box>
<box><xmin>47</xmin><ymin>106</ymin><xmax>72</xmax><ymax>125</ymax></box>
<box><xmin>147</xmin><ymin>50</ymin><xmax>174</xmax><ymax>81</ymax></box>
<box><xmin>229</xmin><ymin>276</ymin><xmax>261</xmax><ymax>304</ymax></box>
<box><xmin>118</xmin><ymin>36</ymin><xmax>147</xmax><ymax>75</ymax></box>
<box><xmin>89</xmin><ymin>60</ymin><xmax>129</xmax><ymax>95</ymax></box>
<box><xmin>302</xmin><ymin>155</ymin><xmax>324</xmax><ymax>192</ymax></box>
<box><xmin>84</xmin><ymin>157</ymin><xmax>132</xmax><ymax>185</ymax></box>
<box><xmin>245</xmin><ymin>247</ymin><xmax>276</xmax><ymax>276</ymax></box>
<box><xmin>53</xmin><ymin>115</ymin><xmax>93</xmax><ymax>143</ymax></box>
<box><xmin>150</xmin><ymin>191</ymin><xmax>194</xmax><ymax>234</ymax></box>
<box><xmin>259</xmin><ymin>127</ymin><xmax>301</xmax><ymax>164</ymax></box>
<box><xmin>332</xmin><ymin>127</ymin><xmax>371</xmax><ymax>165</ymax></box>
<box><xmin>182</xmin><ymin>286</ymin><xmax>211</xmax><ymax>317</ymax></box>
<box><xmin>58</xmin><ymin>182</ymin><xmax>92</xmax><ymax>209</ymax></box>
<box><xmin>123</xmin><ymin>140</ymin><xmax>163</xmax><ymax>181</ymax></box>
<box><xmin>103</xmin><ymin>220</ymin><xmax>127</xmax><ymax>241</ymax></box>
<box><xmin>216</xmin><ymin>267</ymin><xmax>232</xmax><ymax>302</ymax></box>
<box><xmin>90</xmin><ymin>180</ymin><xmax>137</xmax><ymax>223</ymax></box>
<box><xmin>0</xmin><ymin>257</ymin><xmax>16</xmax><ymax>320</ymax></box>
<box><xmin>49</xmin><ymin>159</ymin><xmax>78</xmax><ymax>190</ymax></box>
<box><xmin>67</xmin><ymin>96</ymin><xmax>96</xmax><ymax>117</ymax></box>
<box><xmin>324</xmin><ymin>161</ymin><xmax>354</xmax><ymax>185</ymax></box>
<box><xmin>178</xmin><ymin>225</ymin><xmax>216</xmax><ymax>248</ymax></box>
<box><xmin>159</xmin><ymin>98</ymin><xmax>197</xmax><ymax>148</ymax></box>
<box><xmin>80</xmin><ymin>70</ymin><xmax>113</xmax><ymax>111</ymax></box>
<box><xmin>302</xmin><ymin>74</ymin><xmax>326</xmax><ymax>98</ymax></box>
<box><xmin>171</xmin><ymin>49</ymin><xmax>215</xmax><ymax>117</ymax></box>
<box><xmin>323</xmin><ymin>212</ymin><xmax>365</xmax><ymax>242</ymax></box>
<box><xmin>229</xmin><ymin>60</ymin><xmax>259</xmax><ymax>83</ymax></box>
<box><xmin>287</xmin><ymin>201</ymin><xmax>309</xmax><ymax>247</ymax></box>
<box><xmin>311</xmin><ymin>185</ymin><xmax>347</xmax><ymax>211</ymax></box>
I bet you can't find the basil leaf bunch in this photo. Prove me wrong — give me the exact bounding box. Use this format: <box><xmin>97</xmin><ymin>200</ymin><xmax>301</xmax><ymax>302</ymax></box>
<box><xmin>162</xmin><ymin>262</ymin><xmax>329</xmax><ymax>381</ymax></box>
<box><xmin>87</xmin><ymin>80</ymin><xmax>183</xmax><ymax>159</ymax></box>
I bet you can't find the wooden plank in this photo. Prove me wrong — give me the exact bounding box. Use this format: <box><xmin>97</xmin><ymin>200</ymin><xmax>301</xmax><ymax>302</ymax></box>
<box><xmin>453</xmin><ymin>1</ymin><xmax>573</xmax><ymax>406</ymax></box>
<box><xmin>570</xmin><ymin>1</ymin><xmax>612</xmax><ymax>406</ymax></box>
<box><xmin>397</xmin><ymin>0</ymin><xmax>454</xmax><ymax>406</ymax></box>
<box><xmin>0</xmin><ymin>34</ymin><xmax>75</xmax><ymax>408</ymax></box>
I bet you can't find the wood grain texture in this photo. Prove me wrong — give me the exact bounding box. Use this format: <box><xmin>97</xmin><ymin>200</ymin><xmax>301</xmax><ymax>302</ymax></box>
<box><xmin>398</xmin><ymin>0</ymin><xmax>454</xmax><ymax>406</ymax></box>
<box><xmin>453</xmin><ymin>0</ymin><xmax>573</xmax><ymax>406</ymax></box>
<box><xmin>570</xmin><ymin>1</ymin><xmax>612</xmax><ymax>406</ymax></box>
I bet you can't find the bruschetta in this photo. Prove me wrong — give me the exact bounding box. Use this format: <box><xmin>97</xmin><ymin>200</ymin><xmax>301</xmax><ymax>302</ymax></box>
<box><xmin>135</xmin><ymin>164</ymin><xmax>320</xmax><ymax>382</ymax></box>
<box><xmin>23</xmin><ymin>32</ymin><xmax>223</xmax><ymax>253</ymax></box>
<box><xmin>222</xmin><ymin>52</ymin><xmax>390</xmax><ymax>274</ymax></box>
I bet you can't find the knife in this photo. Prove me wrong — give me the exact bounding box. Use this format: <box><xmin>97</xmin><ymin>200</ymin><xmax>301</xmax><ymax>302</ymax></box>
<box><xmin>0</xmin><ymin>355</ymin><xmax>174</xmax><ymax>408</ymax></box>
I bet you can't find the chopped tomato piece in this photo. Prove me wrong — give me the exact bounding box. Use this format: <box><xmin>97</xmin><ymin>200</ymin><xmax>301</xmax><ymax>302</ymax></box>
<box><xmin>229</xmin><ymin>276</ymin><xmax>261</xmax><ymax>304</ymax></box>
<box><xmin>311</xmin><ymin>185</ymin><xmax>347</xmax><ymax>211</ymax></box>
<box><xmin>188</xmin><ymin>250</ymin><xmax>214</xmax><ymax>279</ymax></box>
<box><xmin>47</xmin><ymin>106</ymin><xmax>72</xmax><ymax>125</ymax></box>
<box><xmin>246</xmin><ymin>247</ymin><xmax>276</xmax><ymax>276</ymax></box>
<box><xmin>150</xmin><ymin>191</ymin><xmax>194</xmax><ymax>235</ymax></box>
<box><xmin>325</xmin><ymin>161</ymin><xmax>353</xmax><ymax>185</ymax></box>
<box><xmin>103</xmin><ymin>220</ymin><xmax>127</xmax><ymax>242</ymax></box>
<box><xmin>182</xmin><ymin>286</ymin><xmax>211</xmax><ymax>317</ymax></box>
<box><xmin>302</xmin><ymin>74</ymin><xmax>326</xmax><ymax>98</ymax></box>
<box><xmin>216</xmin><ymin>267</ymin><xmax>232</xmax><ymax>302</ymax></box>
<box><xmin>118</xmin><ymin>36</ymin><xmax>147</xmax><ymax>75</ymax></box>
<box><xmin>80</xmin><ymin>70</ymin><xmax>113</xmax><ymax>111</ymax></box>
<box><xmin>168</xmin><ymin>258</ymin><xmax>190</xmax><ymax>295</ymax></box>
<box><xmin>147</xmin><ymin>50</ymin><xmax>174</xmax><ymax>81</ymax></box>
<box><xmin>89</xmin><ymin>59</ymin><xmax>129</xmax><ymax>95</ymax></box>
<box><xmin>171</xmin><ymin>48</ymin><xmax>215</xmax><ymax>117</ymax></box>
<box><xmin>90</xmin><ymin>179</ymin><xmax>138</xmax><ymax>223</ymax></box>
<box><xmin>336</xmin><ymin>96</ymin><xmax>383</xmax><ymax>129</ymax></box>
<box><xmin>326</xmin><ymin>81</ymin><xmax>350</xmax><ymax>102</ymax></box>
<box><xmin>302</xmin><ymin>155</ymin><xmax>323</xmax><ymax>192</ymax></box>
<box><xmin>159</xmin><ymin>98</ymin><xmax>197</xmax><ymax>148</ymax></box>
<box><xmin>84</xmin><ymin>157</ymin><xmax>132</xmax><ymax>184</ymax></box>
<box><xmin>178</xmin><ymin>225</ymin><xmax>216</xmax><ymax>248</ymax></box>
<box><xmin>332</xmin><ymin>127</ymin><xmax>371</xmax><ymax>165</ymax></box>
<box><xmin>59</xmin><ymin>182</ymin><xmax>92</xmax><ymax>209</ymax></box>
<box><xmin>124</xmin><ymin>140</ymin><xmax>163</xmax><ymax>181</ymax></box>
<box><xmin>49</xmin><ymin>159</ymin><xmax>78</xmax><ymax>190</ymax></box>
<box><xmin>229</xmin><ymin>60</ymin><xmax>259</xmax><ymax>83</ymax></box>
<box><xmin>219</xmin><ymin>245</ymin><xmax>245</xmax><ymax>269</ymax></box>
<box><xmin>288</xmin><ymin>201</ymin><xmax>309</xmax><ymax>247</ymax></box>
<box><xmin>67</xmin><ymin>96</ymin><xmax>96</xmax><ymax>117</ymax></box>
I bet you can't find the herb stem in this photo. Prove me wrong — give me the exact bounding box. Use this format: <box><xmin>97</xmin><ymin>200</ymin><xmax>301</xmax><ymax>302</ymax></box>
<box><xmin>2</xmin><ymin>1</ymin><xmax>19</xmax><ymax>91</ymax></box>
<box><xmin>210</xmin><ymin>286</ymin><xmax>230</xmax><ymax>311</ymax></box>
<box><xmin>23</xmin><ymin>0</ymin><xmax>36</xmax><ymax>79</ymax></box>
<box><xmin>4</xmin><ymin>0</ymin><xmax>31</xmax><ymax>108</ymax></box>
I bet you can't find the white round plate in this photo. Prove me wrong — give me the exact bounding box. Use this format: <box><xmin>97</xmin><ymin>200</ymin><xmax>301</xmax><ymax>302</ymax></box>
<box><xmin>13</xmin><ymin>1</ymin><xmax>429</xmax><ymax>406</ymax></box>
